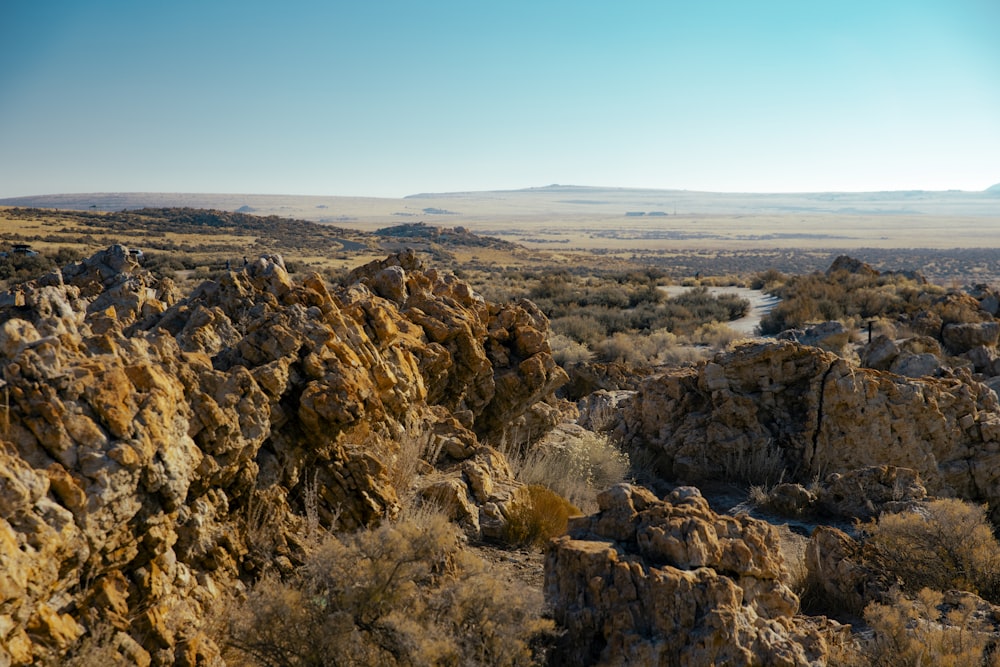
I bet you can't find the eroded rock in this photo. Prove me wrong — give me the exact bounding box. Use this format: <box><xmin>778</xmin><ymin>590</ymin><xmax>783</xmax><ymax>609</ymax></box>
<box><xmin>545</xmin><ymin>484</ymin><xmax>837</xmax><ymax>666</ymax></box>
<box><xmin>0</xmin><ymin>247</ymin><xmax>565</xmax><ymax>664</ymax></box>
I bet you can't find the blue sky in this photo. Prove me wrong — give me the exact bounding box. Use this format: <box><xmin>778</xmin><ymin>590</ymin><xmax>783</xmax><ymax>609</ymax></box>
<box><xmin>2</xmin><ymin>1</ymin><xmax>999</xmax><ymax>197</ymax></box>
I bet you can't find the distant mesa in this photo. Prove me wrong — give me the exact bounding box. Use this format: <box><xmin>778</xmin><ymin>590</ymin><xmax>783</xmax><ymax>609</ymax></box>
<box><xmin>235</xmin><ymin>205</ymin><xmax>256</xmax><ymax>213</ymax></box>
<box><xmin>422</xmin><ymin>207</ymin><xmax>456</xmax><ymax>215</ymax></box>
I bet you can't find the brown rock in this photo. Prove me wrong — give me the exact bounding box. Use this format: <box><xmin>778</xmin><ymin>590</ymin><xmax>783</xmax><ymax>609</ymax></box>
<box><xmin>0</xmin><ymin>247</ymin><xmax>570</xmax><ymax>662</ymax></box>
<box><xmin>942</xmin><ymin>321</ymin><xmax>1000</xmax><ymax>354</ymax></box>
<box><xmin>546</xmin><ymin>484</ymin><xmax>827</xmax><ymax>666</ymax></box>
<box><xmin>804</xmin><ymin>527</ymin><xmax>869</xmax><ymax>615</ymax></box>
<box><xmin>618</xmin><ymin>340</ymin><xmax>1000</xmax><ymax>519</ymax></box>
<box><xmin>818</xmin><ymin>465</ymin><xmax>926</xmax><ymax>519</ymax></box>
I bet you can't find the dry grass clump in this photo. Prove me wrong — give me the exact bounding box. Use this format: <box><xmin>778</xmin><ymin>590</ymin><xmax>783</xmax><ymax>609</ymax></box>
<box><xmin>219</xmin><ymin>509</ymin><xmax>554</xmax><ymax>666</ymax></box>
<box><xmin>690</xmin><ymin>321</ymin><xmax>743</xmax><ymax>347</ymax></box>
<box><xmin>501</xmin><ymin>485</ymin><xmax>580</xmax><ymax>549</ymax></box>
<box><xmin>721</xmin><ymin>439</ymin><xmax>788</xmax><ymax>487</ymax></box>
<box><xmin>864</xmin><ymin>588</ymin><xmax>1000</xmax><ymax>667</ymax></box>
<box><xmin>593</xmin><ymin>330</ymin><xmax>710</xmax><ymax>366</ymax></box>
<box><xmin>508</xmin><ymin>430</ymin><xmax>630</xmax><ymax>513</ymax></box>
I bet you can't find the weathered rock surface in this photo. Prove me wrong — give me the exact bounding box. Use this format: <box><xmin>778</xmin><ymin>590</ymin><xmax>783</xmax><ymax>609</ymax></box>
<box><xmin>0</xmin><ymin>246</ymin><xmax>566</xmax><ymax>665</ymax></box>
<box><xmin>545</xmin><ymin>483</ymin><xmax>839</xmax><ymax>666</ymax></box>
<box><xmin>942</xmin><ymin>321</ymin><xmax>1000</xmax><ymax>355</ymax></box>
<box><xmin>577</xmin><ymin>389</ymin><xmax>636</xmax><ymax>432</ymax></box>
<box><xmin>763</xmin><ymin>466</ymin><xmax>927</xmax><ymax>520</ymax></box>
<box><xmin>617</xmin><ymin>339</ymin><xmax>1000</xmax><ymax>520</ymax></box>
<box><xmin>777</xmin><ymin>321</ymin><xmax>852</xmax><ymax>356</ymax></box>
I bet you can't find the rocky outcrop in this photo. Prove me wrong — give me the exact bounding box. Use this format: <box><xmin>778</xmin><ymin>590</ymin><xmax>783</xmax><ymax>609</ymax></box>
<box><xmin>942</xmin><ymin>321</ymin><xmax>1000</xmax><ymax>355</ymax></box>
<box><xmin>545</xmin><ymin>483</ymin><xmax>840</xmax><ymax>666</ymax></box>
<box><xmin>827</xmin><ymin>255</ymin><xmax>878</xmax><ymax>277</ymax></box>
<box><xmin>0</xmin><ymin>246</ymin><xmax>566</xmax><ymax>665</ymax></box>
<box><xmin>778</xmin><ymin>321</ymin><xmax>852</xmax><ymax>356</ymax></box>
<box><xmin>762</xmin><ymin>466</ymin><xmax>927</xmax><ymax>520</ymax></box>
<box><xmin>617</xmin><ymin>340</ymin><xmax>1000</xmax><ymax>520</ymax></box>
<box><xmin>577</xmin><ymin>389</ymin><xmax>635</xmax><ymax>432</ymax></box>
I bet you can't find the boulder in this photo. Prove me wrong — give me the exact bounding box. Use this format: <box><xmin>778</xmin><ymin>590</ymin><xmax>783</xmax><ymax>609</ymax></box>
<box><xmin>804</xmin><ymin>527</ymin><xmax>869</xmax><ymax>615</ymax></box>
<box><xmin>861</xmin><ymin>334</ymin><xmax>899</xmax><ymax>371</ymax></box>
<box><xmin>827</xmin><ymin>255</ymin><xmax>878</xmax><ymax>277</ymax></box>
<box><xmin>890</xmin><ymin>352</ymin><xmax>941</xmax><ymax>378</ymax></box>
<box><xmin>816</xmin><ymin>466</ymin><xmax>926</xmax><ymax>519</ymax></box>
<box><xmin>778</xmin><ymin>320</ymin><xmax>851</xmax><ymax>355</ymax></box>
<box><xmin>577</xmin><ymin>389</ymin><xmax>636</xmax><ymax>432</ymax></box>
<box><xmin>942</xmin><ymin>321</ymin><xmax>1000</xmax><ymax>354</ymax></box>
<box><xmin>545</xmin><ymin>484</ymin><xmax>836</xmax><ymax>666</ymax></box>
<box><xmin>616</xmin><ymin>340</ymin><xmax>1000</xmax><ymax>521</ymax></box>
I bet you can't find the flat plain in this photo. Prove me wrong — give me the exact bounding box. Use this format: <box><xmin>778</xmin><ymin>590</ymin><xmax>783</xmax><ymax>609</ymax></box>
<box><xmin>2</xmin><ymin>185</ymin><xmax>999</xmax><ymax>282</ymax></box>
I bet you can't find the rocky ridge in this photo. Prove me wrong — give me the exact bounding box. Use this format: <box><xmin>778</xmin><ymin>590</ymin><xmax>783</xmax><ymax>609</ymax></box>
<box><xmin>0</xmin><ymin>246</ymin><xmax>567</xmax><ymax>665</ymax></box>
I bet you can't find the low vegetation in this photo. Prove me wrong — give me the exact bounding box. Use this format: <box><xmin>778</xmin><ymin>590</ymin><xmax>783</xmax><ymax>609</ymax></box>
<box><xmin>755</xmin><ymin>264</ymin><xmax>987</xmax><ymax>335</ymax></box>
<box><xmin>509</xmin><ymin>430</ymin><xmax>630</xmax><ymax>514</ymax></box>
<box><xmin>474</xmin><ymin>269</ymin><xmax>750</xmax><ymax>367</ymax></box>
<box><xmin>501</xmin><ymin>485</ymin><xmax>580</xmax><ymax>549</ymax></box>
<box><xmin>219</xmin><ymin>509</ymin><xmax>554</xmax><ymax>667</ymax></box>
<box><xmin>861</xmin><ymin>499</ymin><xmax>1000</xmax><ymax>601</ymax></box>
<box><xmin>864</xmin><ymin>588</ymin><xmax>1000</xmax><ymax>667</ymax></box>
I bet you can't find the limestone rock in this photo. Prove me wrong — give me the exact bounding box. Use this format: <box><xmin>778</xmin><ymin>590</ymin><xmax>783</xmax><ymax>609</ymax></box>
<box><xmin>0</xmin><ymin>247</ymin><xmax>566</xmax><ymax>664</ymax></box>
<box><xmin>817</xmin><ymin>466</ymin><xmax>926</xmax><ymax>519</ymax></box>
<box><xmin>942</xmin><ymin>321</ymin><xmax>1000</xmax><ymax>355</ymax></box>
<box><xmin>890</xmin><ymin>352</ymin><xmax>941</xmax><ymax>377</ymax></box>
<box><xmin>778</xmin><ymin>320</ymin><xmax>851</xmax><ymax>355</ymax></box>
<box><xmin>860</xmin><ymin>334</ymin><xmax>899</xmax><ymax>371</ymax></box>
<box><xmin>577</xmin><ymin>389</ymin><xmax>636</xmax><ymax>432</ymax></box>
<box><xmin>827</xmin><ymin>255</ymin><xmax>878</xmax><ymax>276</ymax></box>
<box><xmin>545</xmin><ymin>484</ymin><xmax>831</xmax><ymax>666</ymax></box>
<box><xmin>804</xmin><ymin>527</ymin><xmax>869</xmax><ymax>615</ymax></box>
<box><xmin>617</xmin><ymin>340</ymin><xmax>1000</xmax><ymax>520</ymax></box>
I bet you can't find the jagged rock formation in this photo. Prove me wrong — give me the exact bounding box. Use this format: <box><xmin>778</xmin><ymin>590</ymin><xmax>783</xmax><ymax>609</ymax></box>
<box><xmin>0</xmin><ymin>246</ymin><xmax>566</xmax><ymax>665</ymax></box>
<box><xmin>545</xmin><ymin>483</ymin><xmax>844</xmax><ymax>666</ymax></box>
<box><xmin>616</xmin><ymin>339</ymin><xmax>1000</xmax><ymax>520</ymax></box>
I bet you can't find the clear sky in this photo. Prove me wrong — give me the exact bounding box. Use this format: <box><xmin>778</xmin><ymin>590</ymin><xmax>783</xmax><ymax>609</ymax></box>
<box><xmin>2</xmin><ymin>1</ymin><xmax>999</xmax><ymax>198</ymax></box>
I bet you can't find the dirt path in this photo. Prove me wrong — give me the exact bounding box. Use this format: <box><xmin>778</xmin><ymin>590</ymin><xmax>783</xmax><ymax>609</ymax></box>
<box><xmin>660</xmin><ymin>286</ymin><xmax>780</xmax><ymax>336</ymax></box>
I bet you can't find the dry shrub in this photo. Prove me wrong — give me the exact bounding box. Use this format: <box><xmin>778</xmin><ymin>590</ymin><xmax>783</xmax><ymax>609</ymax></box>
<box><xmin>690</xmin><ymin>321</ymin><xmax>742</xmax><ymax>347</ymax></box>
<box><xmin>594</xmin><ymin>330</ymin><xmax>710</xmax><ymax>366</ymax></box>
<box><xmin>220</xmin><ymin>510</ymin><xmax>553</xmax><ymax>666</ymax></box>
<box><xmin>386</xmin><ymin>430</ymin><xmax>444</xmax><ymax>506</ymax></box>
<box><xmin>861</xmin><ymin>498</ymin><xmax>1000</xmax><ymax>600</ymax></box>
<box><xmin>549</xmin><ymin>333</ymin><xmax>593</xmax><ymax>366</ymax></box>
<box><xmin>864</xmin><ymin>588</ymin><xmax>1000</xmax><ymax>667</ymax></box>
<box><xmin>512</xmin><ymin>431</ymin><xmax>630</xmax><ymax>513</ymax></box>
<box><xmin>593</xmin><ymin>331</ymin><xmax>654</xmax><ymax>365</ymax></box>
<box><xmin>502</xmin><ymin>485</ymin><xmax>580</xmax><ymax>549</ymax></box>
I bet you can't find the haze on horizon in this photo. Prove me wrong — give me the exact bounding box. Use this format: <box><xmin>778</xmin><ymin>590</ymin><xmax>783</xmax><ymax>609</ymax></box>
<box><xmin>2</xmin><ymin>1</ymin><xmax>999</xmax><ymax>200</ymax></box>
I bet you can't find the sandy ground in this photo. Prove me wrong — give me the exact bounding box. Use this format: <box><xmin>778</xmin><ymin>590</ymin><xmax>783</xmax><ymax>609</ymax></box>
<box><xmin>660</xmin><ymin>286</ymin><xmax>780</xmax><ymax>335</ymax></box>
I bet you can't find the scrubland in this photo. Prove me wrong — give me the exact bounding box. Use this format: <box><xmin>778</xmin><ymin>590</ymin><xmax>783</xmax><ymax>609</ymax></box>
<box><xmin>5</xmin><ymin>201</ymin><xmax>1000</xmax><ymax>665</ymax></box>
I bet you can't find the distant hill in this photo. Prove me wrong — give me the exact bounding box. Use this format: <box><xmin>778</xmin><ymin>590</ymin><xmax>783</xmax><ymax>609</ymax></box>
<box><xmin>2</xmin><ymin>187</ymin><xmax>999</xmax><ymax>232</ymax></box>
<box><xmin>987</xmin><ymin>183</ymin><xmax>1000</xmax><ymax>193</ymax></box>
